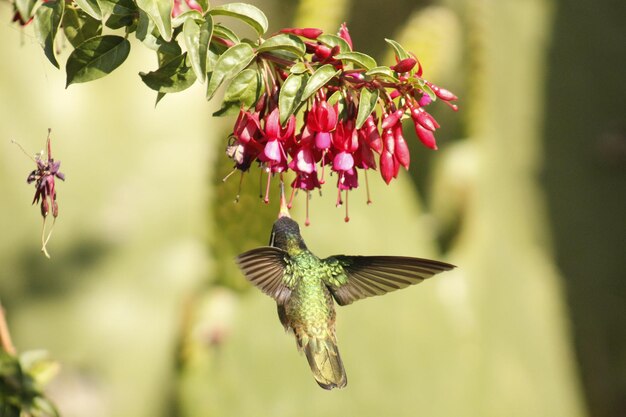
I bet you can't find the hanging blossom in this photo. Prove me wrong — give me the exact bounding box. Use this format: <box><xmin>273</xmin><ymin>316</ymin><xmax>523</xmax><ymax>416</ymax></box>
<box><xmin>221</xmin><ymin>23</ymin><xmax>458</xmax><ymax>224</ymax></box>
<box><xmin>13</xmin><ymin>129</ymin><xmax>65</xmax><ymax>258</ymax></box>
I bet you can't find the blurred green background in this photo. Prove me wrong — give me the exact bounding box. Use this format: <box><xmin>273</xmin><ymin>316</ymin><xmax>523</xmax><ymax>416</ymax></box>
<box><xmin>1</xmin><ymin>0</ymin><xmax>625</xmax><ymax>416</ymax></box>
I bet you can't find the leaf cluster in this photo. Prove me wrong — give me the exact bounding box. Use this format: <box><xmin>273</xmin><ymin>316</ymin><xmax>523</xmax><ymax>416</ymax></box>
<box><xmin>12</xmin><ymin>0</ymin><xmax>431</xmax><ymax>109</ymax></box>
<box><xmin>0</xmin><ymin>351</ymin><xmax>59</xmax><ymax>417</ymax></box>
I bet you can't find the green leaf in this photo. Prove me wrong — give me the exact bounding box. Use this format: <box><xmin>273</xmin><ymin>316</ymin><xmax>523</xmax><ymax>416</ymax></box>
<box><xmin>419</xmin><ymin>82</ymin><xmax>436</xmax><ymax>101</ymax></box>
<box><xmin>136</xmin><ymin>0</ymin><xmax>172</xmax><ymax>41</ymax></box>
<box><xmin>155</xmin><ymin>92</ymin><xmax>166</xmax><ymax>105</ymax></box>
<box><xmin>183</xmin><ymin>16</ymin><xmax>212</xmax><ymax>83</ymax></box>
<box><xmin>317</xmin><ymin>34</ymin><xmax>351</xmax><ymax>53</ymax></box>
<box><xmin>279</xmin><ymin>72</ymin><xmax>308</xmax><ymax>125</ymax></box>
<box><xmin>356</xmin><ymin>88</ymin><xmax>379</xmax><ymax>129</ymax></box>
<box><xmin>209</xmin><ymin>2</ymin><xmax>268</xmax><ymax>36</ymax></box>
<box><xmin>66</xmin><ymin>35</ymin><xmax>130</xmax><ymax>86</ymax></box>
<box><xmin>212</xmin><ymin>24</ymin><xmax>240</xmax><ymax>45</ymax></box>
<box><xmin>335</xmin><ymin>51</ymin><xmax>377</xmax><ymax>70</ymax></box>
<box><xmin>301</xmin><ymin>64</ymin><xmax>340</xmax><ymax>101</ymax></box>
<box><xmin>206</xmin><ymin>43</ymin><xmax>255</xmax><ymax>100</ymax></box>
<box><xmin>222</xmin><ymin>68</ymin><xmax>262</xmax><ymax>106</ymax></box>
<box><xmin>74</xmin><ymin>0</ymin><xmax>102</xmax><ymax>20</ymax></box>
<box><xmin>197</xmin><ymin>0</ymin><xmax>210</xmax><ymax>12</ymax></box>
<box><xmin>63</xmin><ymin>8</ymin><xmax>102</xmax><ymax>48</ymax></box>
<box><xmin>289</xmin><ymin>62</ymin><xmax>307</xmax><ymax>74</ymax></box>
<box><xmin>172</xmin><ymin>9</ymin><xmax>202</xmax><ymax>28</ymax></box>
<box><xmin>136</xmin><ymin>9</ymin><xmax>160</xmax><ymax>50</ymax></box>
<box><xmin>206</xmin><ymin>42</ymin><xmax>226</xmax><ymax>73</ymax></box>
<box><xmin>385</xmin><ymin>38</ymin><xmax>410</xmax><ymax>61</ymax></box>
<box><xmin>257</xmin><ymin>34</ymin><xmax>305</xmax><ymax>57</ymax></box>
<box><xmin>140</xmin><ymin>53</ymin><xmax>197</xmax><ymax>93</ymax></box>
<box><xmin>214</xmin><ymin>68</ymin><xmax>263</xmax><ymax>115</ymax></box>
<box><xmin>102</xmin><ymin>0</ymin><xmax>136</xmax><ymax>29</ymax></box>
<box><xmin>157</xmin><ymin>41</ymin><xmax>183</xmax><ymax>65</ymax></box>
<box><xmin>15</xmin><ymin>0</ymin><xmax>37</xmax><ymax>22</ymax></box>
<box><xmin>327</xmin><ymin>90</ymin><xmax>343</xmax><ymax>106</ymax></box>
<box><xmin>34</xmin><ymin>0</ymin><xmax>64</xmax><ymax>68</ymax></box>
<box><xmin>365</xmin><ymin>66</ymin><xmax>398</xmax><ymax>81</ymax></box>
<box><xmin>212</xmin><ymin>101</ymin><xmax>241</xmax><ymax>117</ymax></box>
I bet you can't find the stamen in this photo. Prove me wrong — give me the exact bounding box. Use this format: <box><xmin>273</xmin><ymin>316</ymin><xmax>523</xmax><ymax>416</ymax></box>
<box><xmin>278</xmin><ymin>176</ymin><xmax>291</xmax><ymax>218</ymax></box>
<box><xmin>46</xmin><ymin>128</ymin><xmax>52</xmax><ymax>159</ymax></box>
<box><xmin>222</xmin><ymin>168</ymin><xmax>238</xmax><ymax>182</ymax></box>
<box><xmin>365</xmin><ymin>169</ymin><xmax>372</xmax><ymax>204</ymax></box>
<box><xmin>336</xmin><ymin>184</ymin><xmax>343</xmax><ymax>207</ymax></box>
<box><xmin>235</xmin><ymin>171</ymin><xmax>244</xmax><ymax>203</ymax></box>
<box><xmin>288</xmin><ymin>183</ymin><xmax>296</xmax><ymax>208</ymax></box>
<box><xmin>319</xmin><ymin>150</ymin><xmax>326</xmax><ymax>184</ymax></box>
<box><xmin>263</xmin><ymin>170</ymin><xmax>272</xmax><ymax>203</ymax></box>
<box><xmin>11</xmin><ymin>139</ymin><xmax>37</xmax><ymax>163</ymax></box>
<box><xmin>344</xmin><ymin>190</ymin><xmax>350</xmax><ymax>222</ymax></box>
<box><xmin>305</xmin><ymin>191</ymin><xmax>311</xmax><ymax>226</ymax></box>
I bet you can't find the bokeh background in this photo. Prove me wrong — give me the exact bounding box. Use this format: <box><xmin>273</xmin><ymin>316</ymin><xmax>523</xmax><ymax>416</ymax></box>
<box><xmin>1</xmin><ymin>0</ymin><xmax>624</xmax><ymax>416</ymax></box>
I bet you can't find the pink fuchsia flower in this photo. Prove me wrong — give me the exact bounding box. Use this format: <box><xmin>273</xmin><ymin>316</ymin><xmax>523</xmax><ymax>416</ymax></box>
<box><xmin>259</xmin><ymin>108</ymin><xmax>295</xmax><ymax>172</ymax></box>
<box><xmin>306</xmin><ymin>99</ymin><xmax>338</xmax><ymax>150</ymax></box>
<box><xmin>288</xmin><ymin>136</ymin><xmax>317</xmax><ymax>174</ymax></box>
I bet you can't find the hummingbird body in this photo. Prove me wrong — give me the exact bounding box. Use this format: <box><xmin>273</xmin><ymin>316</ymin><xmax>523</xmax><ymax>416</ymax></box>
<box><xmin>236</xmin><ymin>217</ymin><xmax>455</xmax><ymax>390</ymax></box>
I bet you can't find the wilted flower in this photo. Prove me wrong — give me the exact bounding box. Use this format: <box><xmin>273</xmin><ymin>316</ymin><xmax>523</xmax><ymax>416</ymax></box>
<box><xmin>15</xmin><ymin>129</ymin><xmax>65</xmax><ymax>258</ymax></box>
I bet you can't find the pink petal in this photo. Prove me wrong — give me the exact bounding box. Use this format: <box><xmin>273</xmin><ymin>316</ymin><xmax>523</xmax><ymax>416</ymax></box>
<box><xmin>315</xmin><ymin>131</ymin><xmax>331</xmax><ymax>150</ymax></box>
<box><xmin>296</xmin><ymin>148</ymin><xmax>316</xmax><ymax>174</ymax></box>
<box><xmin>264</xmin><ymin>140</ymin><xmax>282</xmax><ymax>162</ymax></box>
<box><xmin>333</xmin><ymin>151</ymin><xmax>354</xmax><ymax>172</ymax></box>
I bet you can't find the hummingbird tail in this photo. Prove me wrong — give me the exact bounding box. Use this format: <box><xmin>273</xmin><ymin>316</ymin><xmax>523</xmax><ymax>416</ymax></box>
<box><xmin>302</xmin><ymin>334</ymin><xmax>347</xmax><ymax>390</ymax></box>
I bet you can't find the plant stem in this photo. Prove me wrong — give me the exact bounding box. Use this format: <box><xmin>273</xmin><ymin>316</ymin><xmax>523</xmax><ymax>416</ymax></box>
<box><xmin>0</xmin><ymin>302</ymin><xmax>17</xmax><ymax>355</ymax></box>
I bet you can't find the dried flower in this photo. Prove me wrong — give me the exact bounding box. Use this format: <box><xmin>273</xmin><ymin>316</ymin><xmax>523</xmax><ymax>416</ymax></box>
<box><xmin>14</xmin><ymin>129</ymin><xmax>65</xmax><ymax>258</ymax></box>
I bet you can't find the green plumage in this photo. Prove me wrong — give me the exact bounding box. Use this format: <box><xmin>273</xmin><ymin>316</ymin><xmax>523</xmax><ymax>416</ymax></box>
<box><xmin>236</xmin><ymin>217</ymin><xmax>455</xmax><ymax>390</ymax></box>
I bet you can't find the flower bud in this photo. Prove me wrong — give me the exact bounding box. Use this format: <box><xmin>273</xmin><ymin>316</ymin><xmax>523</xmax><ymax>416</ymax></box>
<box><xmin>427</xmin><ymin>82</ymin><xmax>458</xmax><ymax>101</ymax></box>
<box><xmin>281</xmin><ymin>28</ymin><xmax>323</xmax><ymax>39</ymax></box>
<box><xmin>410</xmin><ymin>107</ymin><xmax>439</xmax><ymax>131</ymax></box>
<box><xmin>392</xmin><ymin>58</ymin><xmax>417</xmax><ymax>73</ymax></box>
<box><xmin>338</xmin><ymin>23</ymin><xmax>353</xmax><ymax>50</ymax></box>
<box><xmin>394</xmin><ymin>125</ymin><xmax>410</xmax><ymax>169</ymax></box>
<box><xmin>414</xmin><ymin>123</ymin><xmax>438</xmax><ymax>150</ymax></box>
<box><xmin>382</xmin><ymin>128</ymin><xmax>395</xmax><ymax>154</ymax></box>
<box><xmin>380</xmin><ymin>151</ymin><xmax>395</xmax><ymax>184</ymax></box>
<box><xmin>381</xmin><ymin>110</ymin><xmax>403</xmax><ymax>130</ymax></box>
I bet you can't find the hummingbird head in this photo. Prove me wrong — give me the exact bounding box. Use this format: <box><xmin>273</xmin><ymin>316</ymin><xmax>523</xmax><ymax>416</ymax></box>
<box><xmin>270</xmin><ymin>217</ymin><xmax>307</xmax><ymax>252</ymax></box>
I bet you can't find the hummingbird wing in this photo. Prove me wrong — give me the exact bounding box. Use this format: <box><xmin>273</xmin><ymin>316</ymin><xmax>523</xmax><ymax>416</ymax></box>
<box><xmin>323</xmin><ymin>255</ymin><xmax>455</xmax><ymax>306</ymax></box>
<box><xmin>236</xmin><ymin>247</ymin><xmax>292</xmax><ymax>304</ymax></box>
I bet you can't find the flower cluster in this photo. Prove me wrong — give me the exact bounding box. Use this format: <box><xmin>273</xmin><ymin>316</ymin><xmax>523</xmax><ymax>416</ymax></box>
<box><xmin>226</xmin><ymin>24</ymin><xmax>457</xmax><ymax>223</ymax></box>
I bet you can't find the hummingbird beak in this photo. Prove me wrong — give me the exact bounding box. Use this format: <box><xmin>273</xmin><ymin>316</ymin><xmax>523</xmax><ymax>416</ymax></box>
<box><xmin>278</xmin><ymin>179</ymin><xmax>291</xmax><ymax>219</ymax></box>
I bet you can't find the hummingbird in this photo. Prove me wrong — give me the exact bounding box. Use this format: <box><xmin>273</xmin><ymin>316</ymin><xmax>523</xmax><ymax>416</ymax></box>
<box><xmin>236</xmin><ymin>215</ymin><xmax>455</xmax><ymax>390</ymax></box>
